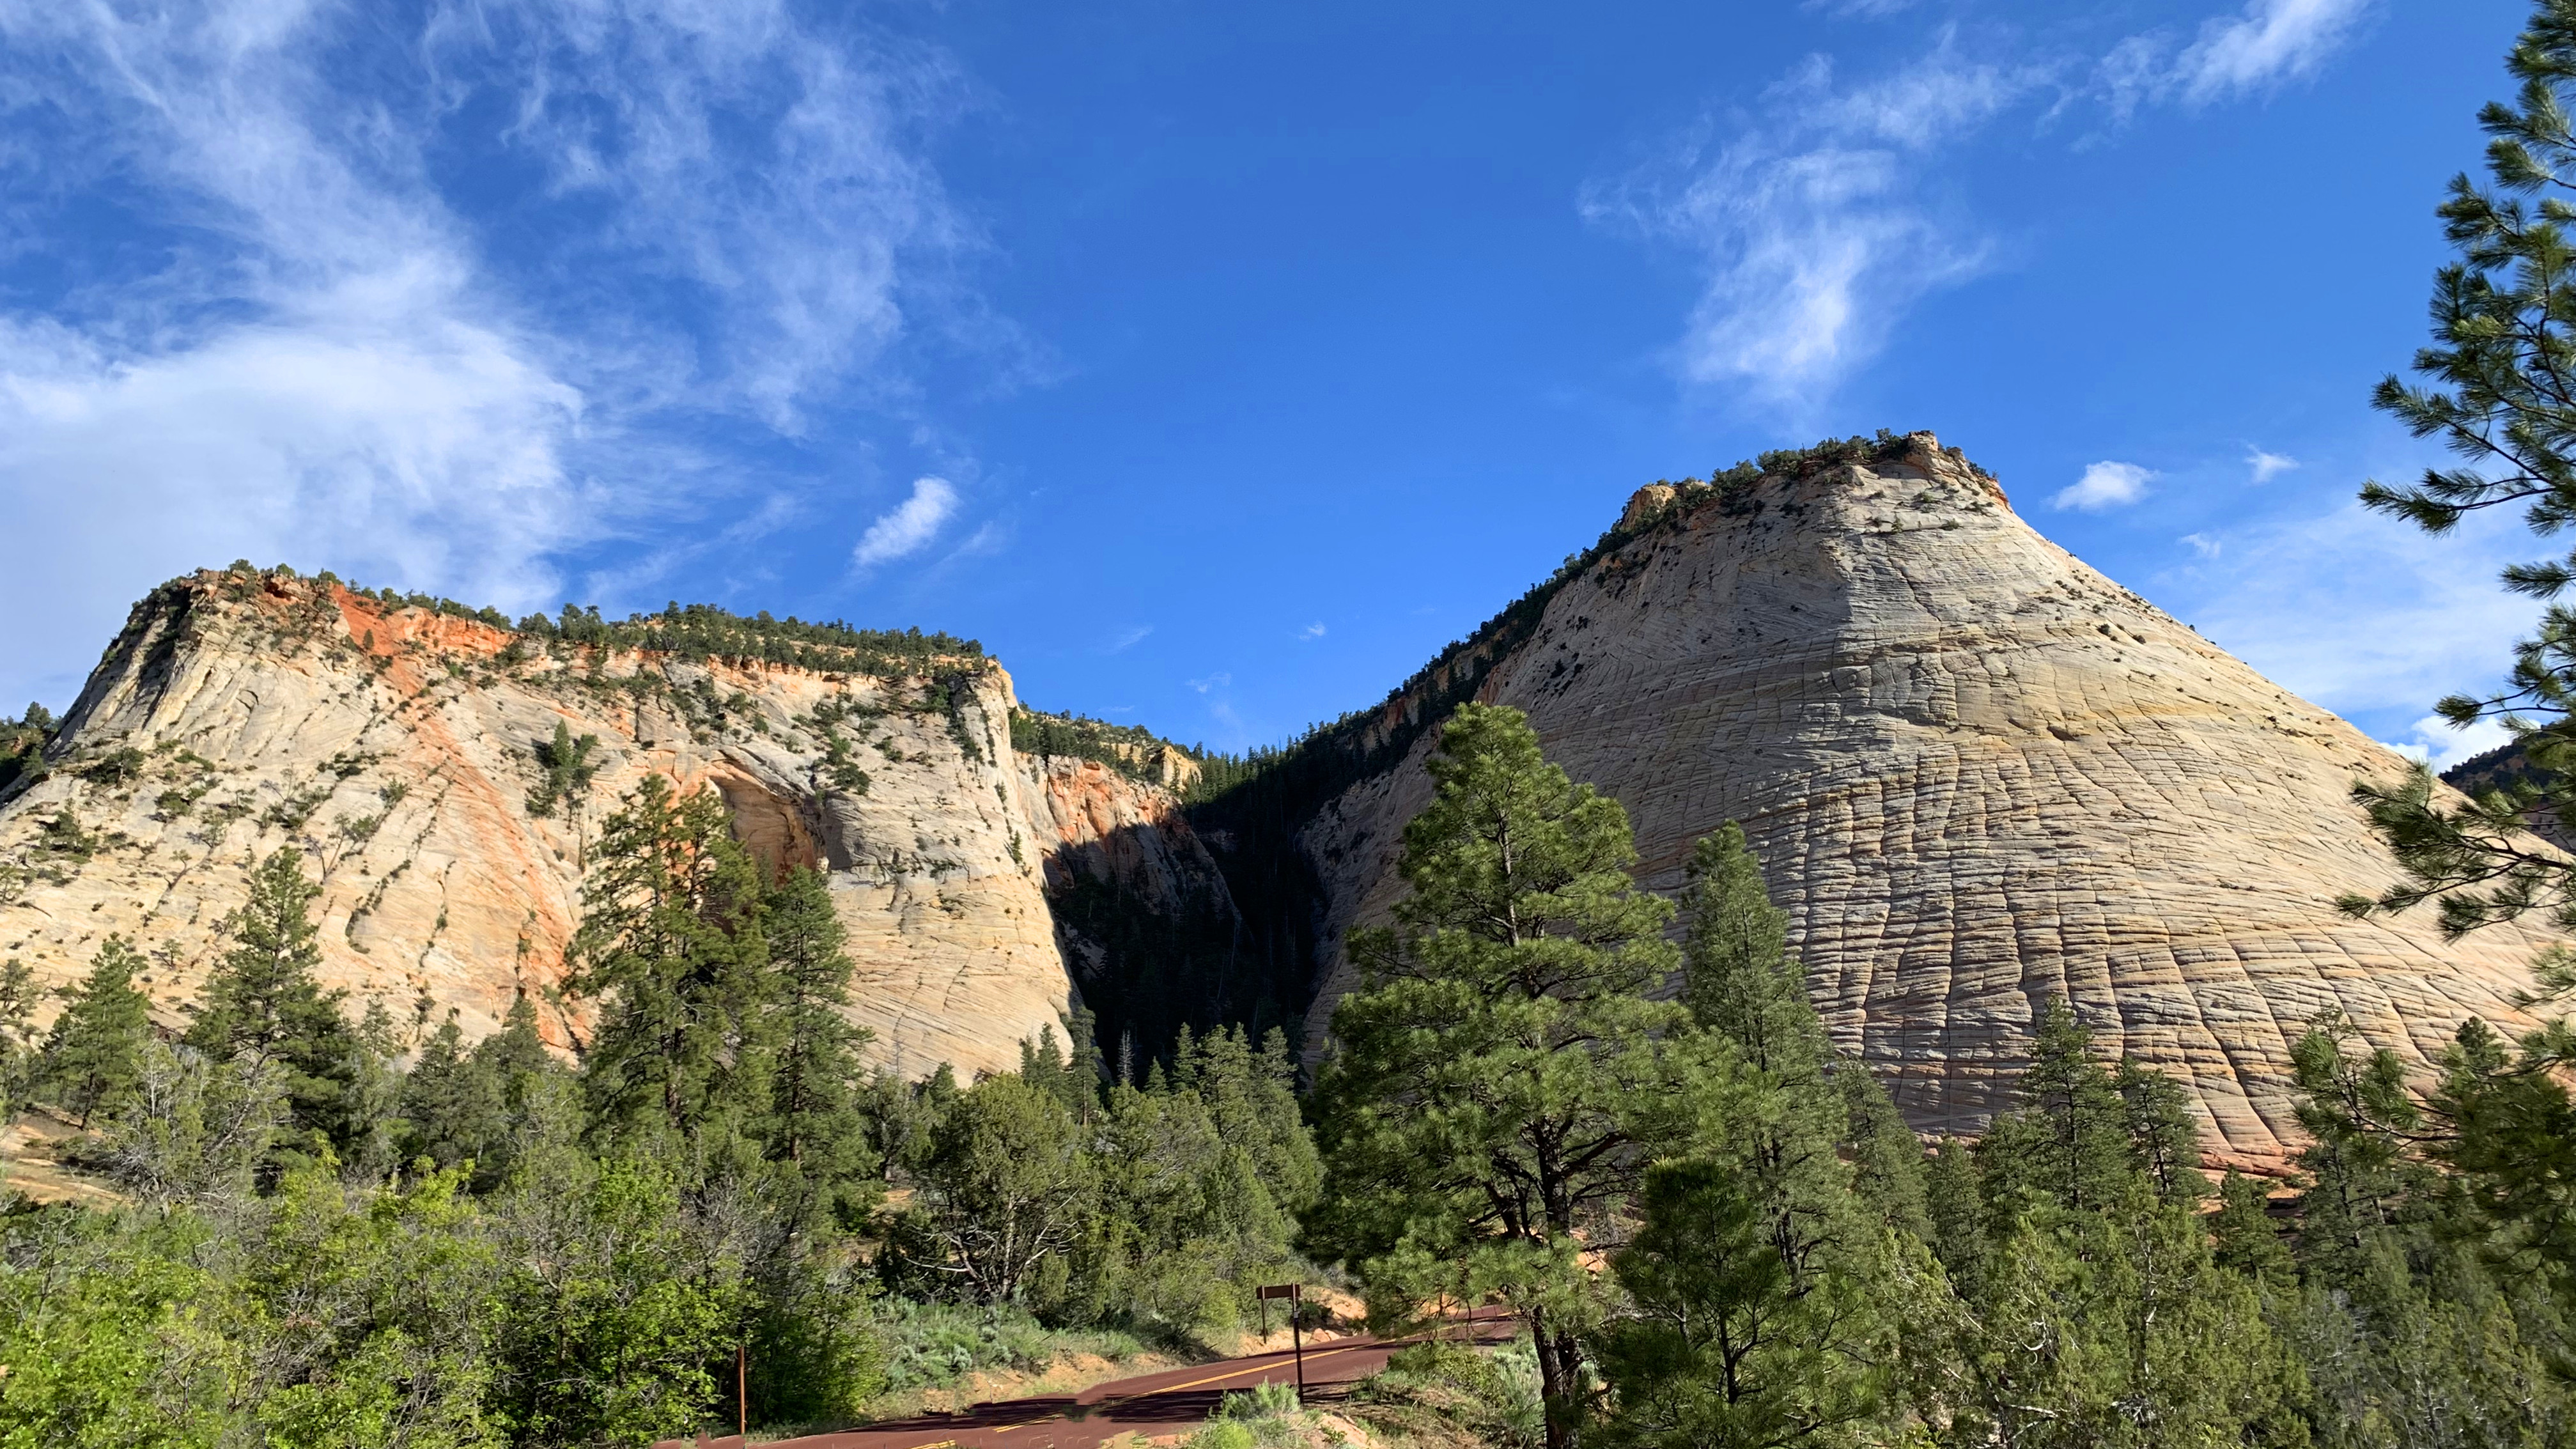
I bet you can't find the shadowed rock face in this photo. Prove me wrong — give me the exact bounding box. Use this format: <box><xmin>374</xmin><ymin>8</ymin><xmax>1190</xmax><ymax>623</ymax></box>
<box><xmin>0</xmin><ymin>573</ymin><xmax>1095</xmax><ymax>1080</ymax></box>
<box><xmin>1296</xmin><ymin>436</ymin><xmax>2549</xmax><ymax>1170</ymax></box>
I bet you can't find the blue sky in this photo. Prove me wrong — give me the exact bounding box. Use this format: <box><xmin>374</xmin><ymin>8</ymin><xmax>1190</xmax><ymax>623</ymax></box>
<box><xmin>0</xmin><ymin>0</ymin><xmax>2543</xmax><ymax>767</ymax></box>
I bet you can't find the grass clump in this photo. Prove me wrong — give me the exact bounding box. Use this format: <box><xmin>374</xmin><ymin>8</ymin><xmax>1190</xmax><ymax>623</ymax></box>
<box><xmin>867</xmin><ymin>1298</ymin><xmax>1148</xmax><ymax>1399</ymax></box>
<box><xmin>1347</xmin><ymin>1340</ymin><xmax>1543</xmax><ymax>1449</ymax></box>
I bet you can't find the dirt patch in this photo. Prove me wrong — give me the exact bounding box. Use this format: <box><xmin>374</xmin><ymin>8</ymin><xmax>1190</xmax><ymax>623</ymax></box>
<box><xmin>1</xmin><ymin>1109</ymin><xmax>121</xmax><ymax>1208</ymax></box>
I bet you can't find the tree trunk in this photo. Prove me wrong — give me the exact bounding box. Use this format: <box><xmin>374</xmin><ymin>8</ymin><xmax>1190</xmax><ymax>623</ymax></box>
<box><xmin>1531</xmin><ymin>1309</ymin><xmax>1585</xmax><ymax>1449</ymax></box>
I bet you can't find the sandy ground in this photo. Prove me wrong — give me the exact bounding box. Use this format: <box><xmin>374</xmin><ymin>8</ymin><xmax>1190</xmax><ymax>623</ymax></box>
<box><xmin>1</xmin><ymin>1108</ymin><xmax>122</xmax><ymax>1207</ymax></box>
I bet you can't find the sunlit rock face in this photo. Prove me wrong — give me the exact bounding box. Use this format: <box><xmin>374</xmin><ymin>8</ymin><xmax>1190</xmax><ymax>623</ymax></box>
<box><xmin>6</xmin><ymin>426</ymin><xmax>2550</xmax><ymax>1172</ymax></box>
<box><xmin>1297</xmin><ymin>435</ymin><xmax>2547</xmax><ymax>1171</ymax></box>
<box><xmin>0</xmin><ymin>573</ymin><xmax>1073</xmax><ymax>1080</ymax></box>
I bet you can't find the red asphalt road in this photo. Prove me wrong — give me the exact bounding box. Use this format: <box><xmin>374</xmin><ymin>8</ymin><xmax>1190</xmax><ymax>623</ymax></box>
<box><xmin>663</xmin><ymin>1310</ymin><xmax>1516</xmax><ymax>1449</ymax></box>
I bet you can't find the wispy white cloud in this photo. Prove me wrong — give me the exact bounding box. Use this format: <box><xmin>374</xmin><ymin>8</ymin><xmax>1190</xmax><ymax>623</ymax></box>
<box><xmin>0</xmin><ymin>0</ymin><xmax>982</xmax><ymax>708</ymax></box>
<box><xmin>1297</xmin><ymin>621</ymin><xmax>1328</xmax><ymax>640</ymax></box>
<box><xmin>2054</xmin><ymin>461</ymin><xmax>2155</xmax><ymax>511</ymax></box>
<box><xmin>0</xmin><ymin>0</ymin><xmax>591</xmax><ymax>702</ymax></box>
<box><xmin>1804</xmin><ymin>0</ymin><xmax>1918</xmax><ymax>15</ymax></box>
<box><xmin>1103</xmin><ymin>625</ymin><xmax>1153</xmax><ymax>654</ymax></box>
<box><xmin>1591</xmin><ymin>3</ymin><xmax>2377</xmax><ymax>426</ymax></box>
<box><xmin>1188</xmin><ymin>672</ymin><xmax>1231</xmax><ymax>694</ymax></box>
<box><xmin>2179</xmin><ymin>0</ymin><xmax>2371</xmax><ymax>103</ymax></box>
<box><xmin>1583</xmin><ymin>42</ymin><xmax>2029</xmax><ymax>416</ymax></box>
<box><xmin>2181</xmin><ymin>532</ymin><xmax>2222</xmax><ymax>559</ymax></box>
<box><xmin>2247</xmin><ymin>447</ymin><xmax>2299</xmax><ymax>483</ymax></box>
<box><xmin>851</xmin><ymin>476</ymin><xmax>959</xmax><ymax>567</ymax></box>
<box><xmin>2100</xmin><ymin>0</ymin><xmax>2372</xmax><ymax>118</ymax></box>
<box><xmin>442</xmin><ymin>0</ymin><xmax>988</xmax><ymax>429</ymax></box>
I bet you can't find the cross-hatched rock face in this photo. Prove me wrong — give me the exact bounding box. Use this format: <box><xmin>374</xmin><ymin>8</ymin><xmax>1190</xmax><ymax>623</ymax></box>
<box><xmin>1300</xmin><ymin>436</ymin><xmax>2550</xmax><ymax>1170</ymax></box>
<box><xmin>0</xmin><ymin>573</ymin><xmax>1080</xmax><ymax>1081</ymax></box>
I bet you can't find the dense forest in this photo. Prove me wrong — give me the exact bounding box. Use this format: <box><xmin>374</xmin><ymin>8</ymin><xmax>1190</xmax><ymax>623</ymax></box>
<box><xmin>0</xmin><ymin>774</ymin><xmax>1320</xmax><ymax>1445</ymax></box>
<box><xmin>4</xmin><ymin>702</ymin><xmax>2573</xmax><ymax>1448</ymax></box>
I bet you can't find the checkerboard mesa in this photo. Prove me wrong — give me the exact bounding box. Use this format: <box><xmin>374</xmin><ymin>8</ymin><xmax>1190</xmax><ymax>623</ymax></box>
<box><xmin>1282</xmin><ymin>431</ymin><xmax>2545</xmax><ymax>1172</ymax></box>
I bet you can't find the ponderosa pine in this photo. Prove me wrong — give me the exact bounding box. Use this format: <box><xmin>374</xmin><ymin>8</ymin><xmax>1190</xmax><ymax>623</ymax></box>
<box><xmin>1311</xmin><ymin>703</ymin><xmax>1738</xmax><ymax>1449</ymax></box>
<box><xmin>180</xmin><ymin>848</ymin><xmax>356</xmax><ymax>1171</ymax></box>
<box><xmin>35</xmin><ymin>934</ymin><xmax>151</xmax><ymax>1127</ymax></box>
<box><xmin>761</xmin><ymin>862</ymin><xmax>878</xmax><ymax>1221</ymax></box>
<box><xmin>568</xmin><ymin>775</ymin><xmax>773</xmax><ymax>1170</ymax></box>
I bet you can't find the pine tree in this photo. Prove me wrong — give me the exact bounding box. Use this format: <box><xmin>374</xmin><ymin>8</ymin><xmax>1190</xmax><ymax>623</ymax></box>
<box><xmin>0</xmin><ymin>956</ymin><xmax>38</xmax><ymax>1110</ymax></box>
<box><xmin>1921</xmin><ymin>1137</ymin><xmax>1986</xmax><ymax>1298</ymax></box>
<box><xmin>569</xmin><ymin>775</ymin><xmax>773</xmax><ymax>1170</ymax></box>
<box><xmin>1909</xmin><ymin>1017</ymin><xmax>2304</xmax><ymax>1446</ymax></box>
<box><xmin>762</xmin><ymin>864</ymin><xmax>877</xmax><ymax>1218</ymax></box>
<box><xmin>1020</xmin><ymin>1023</ymin><xmax>1096</xmax><ymax>1121</ymax></box>
<box><xmin>1595</xmin><ymin>1159</ymin><xmax>1886</xmax><ymax>1449</ymax></box>
<box><xmin>465</xmin><ymin>993</ymin><xmax>578</xmax><ymax>1191</ymax></box>
<box><xmin>1836</xmin><ymin>1062</ymin><xmax>1933</xmax><ymax>1244</ymax></box>
<box><xmin>339</xmin><ymin>997</ymin><xmax>405</xmax><ymax>1182</ymax></box>
<box><xmin>893</xmin><ymin>1072</ymin><xmax>1094</xmax><ymax>1307</ymax></box>
<box><xmin>398</xmin><ymin>1011</ymin><xmax>503</xmax><ymax>1171</ymax></box>
<box><xmin>2340</xmin><ymin>0</ymin><xmax>2576</xmax><ymax>952</ymax></box>
<box><xmin>2275</xmin><ymin>1012</ymin><xmax>2573</xmax><ymax>1445</ymax></box>
<box><xmin>1594</xmin><ymin>823</ymin><xmax>1912</xmax><ymax>1446</ymax></box>
<box><xmin>2208</xmin><ymin>1169</ymin><xmax>2292</xmax><ymax>1282</ymax></box>
<box><xmin>1679</xmin><ymin>824</ymin><xmax>1818</xmax><ymax>1080</ymax></box>
<box><xmin>475</xmin><ymin>993</ymin><xmax>557</xmax><ymax>1093</ymax></box>
<box><xmin>1175</xmin><ymin>1024</ymin><xmax>1320</xmax><ymax>1216</ymax></box>
<box><xmin>2113</xmin><ymin>1055</ymin><xmax>2210</xmax><ymax>1203</ymax></box>
<box><xmin>35</xmin><ymin>934</ymin><xmax>152</xmax><ymax>1127</ymax></box>
<box><xmin>1675</xmin><ymin>824</ymin><xmax>1888</xmax><ymax>1282</ymax></box>
<box><xmin>1310</xmin><ymin>704</ymin><xmax>1734</xmax><ymax>1449</ymax></box>
<box><xmin>1928</xmin><ymin>1183</ymin><xmax>2301</xmax><ymax>1448</ymax></box>
<box><xmin>1975</xmin><ymin>1000</ymin><xmax>2132</xmax><ymax>1214</ymax></box>
<box><xmin>180</xmin><ymin>848</ymin><xmax>357</xmax><ymax>1168</ymax></box>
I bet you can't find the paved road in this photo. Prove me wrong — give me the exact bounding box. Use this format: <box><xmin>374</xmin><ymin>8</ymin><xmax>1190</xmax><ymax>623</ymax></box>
<box><xmin>664</xmin><ymin>1310</ymin><xmax>1514</xmax><ymax>1449</ymax></box>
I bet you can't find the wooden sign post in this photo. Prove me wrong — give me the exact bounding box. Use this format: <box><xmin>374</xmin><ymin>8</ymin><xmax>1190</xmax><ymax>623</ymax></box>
<box><xmin>1257</xmin><ymin>1283</ymin><xmax>1305</xmax><ymax>1404</ymax></box>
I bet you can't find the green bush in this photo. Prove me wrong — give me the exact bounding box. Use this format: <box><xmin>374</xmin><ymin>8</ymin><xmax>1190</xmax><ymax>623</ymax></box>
<box><xmin>866</xmin><ymin>1299</ymin><xmax>1142</xmax><ymax>1395</ymax></box>
<box><xmin>1215</xmin><ymin>1380</ymin><xmax>1300</xmax><ymax>1419</ymax></box>
<box><xmin>1184</xmin><ymin>1422</ymin><xmax>1256</xmax><ymax>1449</ymax></box>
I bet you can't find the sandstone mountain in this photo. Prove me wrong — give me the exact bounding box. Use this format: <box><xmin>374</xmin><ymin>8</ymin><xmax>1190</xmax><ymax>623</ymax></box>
<box><xmin>2</xmin><ymin>431</ymin><xmax>2549</xmax><ymax>1168</ymax></box>
<box><xmin>1261</xmin><ymin>432</ymin><xmax>2550</xmax><ymax>1170</ymax></box>
<box><xmin>0</xmin><ymin>575</ymin><xmax>1222</xmax><ymax>1080</ymax></box>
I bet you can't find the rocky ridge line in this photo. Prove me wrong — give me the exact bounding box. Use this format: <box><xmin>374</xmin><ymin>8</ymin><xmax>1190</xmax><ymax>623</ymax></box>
<box><xmin>0</xmin><ymin>572</ymin><xmax>1226</xmax><ymax>1080</ymax></box>
<box><xmin>1284</xmin><ymin>433</ymin><xmax>2550</xmax><ymax>1170</ymax></box>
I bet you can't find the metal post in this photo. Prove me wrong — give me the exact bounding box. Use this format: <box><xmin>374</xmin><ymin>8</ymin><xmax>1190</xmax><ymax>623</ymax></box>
<box><xmin>1291</xmin><ymin>1290</ymin><xmax>1305</xmax><ymax>1406</ymax></box>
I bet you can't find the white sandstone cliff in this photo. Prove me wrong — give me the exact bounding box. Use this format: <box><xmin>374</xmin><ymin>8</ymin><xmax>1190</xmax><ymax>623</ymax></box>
<box><xmin>1296</xmin><ymin>433</ymin><xmax>2550</xmax><ymax>1170</ymax></box>
<box><xmin>0</xmin><ymin>574</ymin><xmax>1078</xmax><ymax>1080</ymax></box>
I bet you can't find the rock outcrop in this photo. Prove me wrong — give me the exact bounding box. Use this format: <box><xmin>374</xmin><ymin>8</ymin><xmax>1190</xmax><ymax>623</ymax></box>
<box><xmin>0</xmin><ymin>573</ymin><xmax>1082</xmax><ymax>1080</ymax></box>
<box><xmin>4</xmin><ymin>428</ymin><xmax>2549</xmax><ymax>1168</ymax></box>
<box><xmin>1290</xmin><ymin>433</ymin><xmax>2551</xmax><ymax>1170</ymax></box>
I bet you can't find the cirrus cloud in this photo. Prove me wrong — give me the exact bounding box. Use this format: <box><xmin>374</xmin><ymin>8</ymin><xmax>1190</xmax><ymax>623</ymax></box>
<box><xmin>0</xmin><ymin>0</ymin><xmax>989</xmax><ymax>709</ymax></box>
<box><xmin>1581</xmin><ymin>42</ymin><xmax>2029</xmax><ymax>419</ymax></box>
